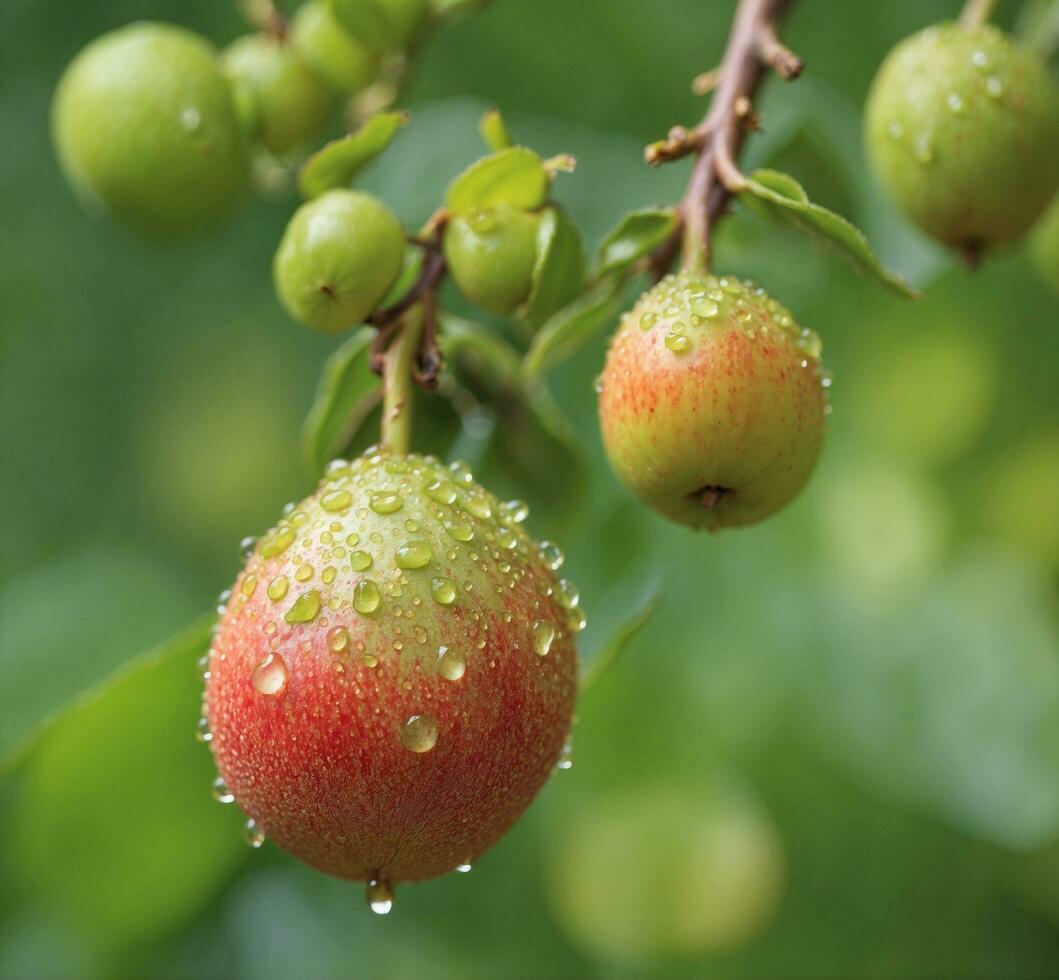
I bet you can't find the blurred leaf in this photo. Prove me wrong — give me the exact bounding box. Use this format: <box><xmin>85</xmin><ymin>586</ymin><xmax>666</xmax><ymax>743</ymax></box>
<box><xmin>580</xmin><ymin>591</ymin><xmax>661</xmax><ymax>691</ymax></box>
<box><xmin>522</xmin><ymin>274</ymin><xmax>622</xmax><ymax>381</ymax></box>
<box><xmin>522</xmin><ymin>207</ymin><xmax>587</xmax><ymax>328</ymax></box>
<box><xmin>479</xmin><ymin>107</ymin><xmax>513</xmax><ymax>152</ymax></box>
<box><xmin>298</xmin><ymin>112</ymin><xmax>409</xmax><ymax>199</ymax></box>
<box><xmin>0</xmin><ymin>545</ymin><xmax>198</xmax><ymax>768</ymax></box>
<box><xmin>445</xmin><ymin>147</ymin><xmax>548</xmax><ymax>213</ymax></box>
<box><xmin>379</xmin><ymin>243</ymin><xmax>424</xmax><ymax>308</ymax></box>
<box><xmin>595</xmin><ymin>207</ymin><xmax>677</xmax><ymax>277</ymax></box>
<box><xmin>300</xmin><ymin>327</ymin><xmax>381</xmax><ymax>481</ymax></box>
<box><xmin>6</xmin><ymin>615</ymin><xmax>247</xmax><ymax>951</ymax></box>
<box><xmin>439</xmin><ymin>316</ymin><xmax>584</xmax><ymax>507</ymax></box>
<box><xmin>740</xmin><ymin>169</ymin><xmax>919</xmax><ymax>298</ymax></box>
<box><xmin>1016</xmin><ymin>0</ymin><xmax>1059</xmax><ymax>64</ymax></box>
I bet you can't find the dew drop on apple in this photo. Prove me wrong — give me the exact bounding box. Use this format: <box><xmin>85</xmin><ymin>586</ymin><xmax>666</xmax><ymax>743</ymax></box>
<box><xmin>532</xmin><ymin>619</ymin><xmax>555</xmax><ymax>656</ymax></box>
<box><xmin>400</xmin><ymin>713</ymin><xmax>439</xmax><ymax>752</ymax></box>
<box><xmin>195</xmin><ymin>717</ymin><xmax>213</xmax><ymax>743</ymax></box>
<box><xmin>431</xmin><ymin>576</ymin><xmax>457</xmax><ymax>605</ymax></box>
<box><xmin>354</xmin><ymin>579</ymin><xmax>382</xmax><ymax>615</ymax></box>
<box><xmin>455</xmin><ymin>863</ymin><xmax>472</xmax><ymax>873</ymax></box>
<box><xmin>244</xmin><ymin>818</ymin><xmax>265</xmax><ymax>848</ymax></box>
<box><xmin>211</xmin><ymin>776</ymin><xmax>235</xmax><ymax>804</ymax></box>
<box><xmin>436</xmin><ymin>645</ymin><xmax>465</xmax><ymax>681</ymax></box>
<box><xmin>252</xmin><ymin>653</ymin><xmax>288</xmax><ymax>696</ymax></box>
<box><xmin>366</xmin><ymin>877</ymin><xmax>394</xmax><ymax>914</ymax></box>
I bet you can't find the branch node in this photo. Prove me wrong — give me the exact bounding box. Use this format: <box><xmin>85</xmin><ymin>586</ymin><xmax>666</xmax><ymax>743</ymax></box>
<box><xmin>691</xmin><ymin>68</ymin><xmax>722</xmax><ymax>95</ymax></box>
<box><xmin>757</xmin><ymin>24</ymin><xmax>803</xmax><ymax>80</ymax></box>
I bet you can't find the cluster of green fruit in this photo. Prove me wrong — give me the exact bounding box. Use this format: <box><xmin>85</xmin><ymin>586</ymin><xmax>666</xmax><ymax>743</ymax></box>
<box><xmin>52</xmin><ymin>0</ymin><xmax>435</xmax><ymax>238</ymax></box>
<box><xmin>865</xmin><ymin>19</ymin><xmax>1059</xmax><ymax>263</ymax></box>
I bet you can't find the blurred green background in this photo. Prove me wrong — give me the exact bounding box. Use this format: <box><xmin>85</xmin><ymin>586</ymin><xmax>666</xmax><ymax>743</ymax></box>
<box><xmin>3</xmin><ymin>0</ymin><xmax>1059</xmax><ymax>977</ymax></box>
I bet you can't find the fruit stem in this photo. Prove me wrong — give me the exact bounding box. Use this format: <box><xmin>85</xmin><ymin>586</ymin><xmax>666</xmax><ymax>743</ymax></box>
<box><xmin>959</xmin><ymin>0</ymin><xmax>999</xmax><ymax>29</ymax></box>
<box><xmin>380</xmin><ymin>306</ymin><xmax>424</xmax><ymax>455</ymax></box>
<box><xmin>665</xmin><ymin>0</ymin><xmax>801</xmax><ymax>275</ymax></box>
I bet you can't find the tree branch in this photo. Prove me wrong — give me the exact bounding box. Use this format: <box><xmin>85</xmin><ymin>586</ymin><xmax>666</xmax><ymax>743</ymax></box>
<box><xmin>648</xmin><ymin>0</ymin><xmax>802</xmax><ymax>275</ymax></box>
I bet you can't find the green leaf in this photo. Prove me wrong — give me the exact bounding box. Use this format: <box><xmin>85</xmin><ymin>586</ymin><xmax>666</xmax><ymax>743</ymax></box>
<box><xmin>0</xmin><ymin>545</ymin><xmax>199</xmax><ymax>768</ymax></box>
<box><xmin>298</xmin><ymin>112</ymin><xmax>409</xmax><ymax>200</ymax></box>
<box><xmin>595</xmin><ymin>207</ymin><xmax>678</xmax><ymax>277</ymax></box>
<box><xmin>522</xmin><ymin>275</ymin><xmax>622</xmax><ymax>381</ymax></box>
<box><xmin>5</xmin><ymin>616</ymin><xmax>247</xmax><ymax>951</ymax></box>
<box><xmin>444</xmin><ymin>146</ymin><xmax>548</xmax><ymax>213</ymax></box>
<box><xmin>479</xmin><ymin>107</ymin><xmax>513</xmax><ymax>152</ymax></box>
<box><xmin>522</xmin><ymin>207</ymin><xmax>587</xmax><ymax>328</ymax></box>
<box><xmin>740</xmin><ymin>169</ymin><xmax>919</xmax><ymax>298</ymax></box>
<box><xmin>580</xmin><ymin>591</ymin><xmax>661</xmax><ymax>691</ymax></box>
<box><xmin>300</xmin><ymin>328</ymin><xmax>382</xmax><ymax>481</ymax></box>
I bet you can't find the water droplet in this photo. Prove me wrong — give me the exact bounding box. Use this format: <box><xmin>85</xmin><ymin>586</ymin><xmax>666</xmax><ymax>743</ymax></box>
<box><xmin>425</xmin><ymin>479</ymin><xmax>458</xmax><ymax>505</ymax></box>
<box><xmin>444</xmin><ymin>521</ymin><xmax>474</xmax><ymax>542</ymax></box>
<box><xmin>400</xmin><ymin>714</ymin><xmax>439</xmax><ymax>752</ymax></box>
<box><xmin>495</xmin><ymin>527</ymin><xmax>517</xmax><ymax>550</ymax></box>
<box><xmin>284</xmin><ymin>589</ymin><xmax>321</xmax><ymax>624</ymax></box>
<box><xmin>370</xmin><ymin>492</ymin><xmax>403</xmax><ymax>515</ymax></box>
<box><xmin>500</xmin><ymin>500</ymin><xmax>529</xmax><ymax>523</ymax></box>
<box><xmin>240</xmin><ymin>535</ymin><xmax>257</xmax><ymax>558</ymax></box>
<box><xmin>887</xmin><ymin>119</ymin><xmax>905</xmax><ymax>140</ymax></box>
<box><xmin>468</xmin><ymin>208</ymin><xmax>498</xmax><ymax>233</ymax></box>
<box><xmin>436</xmin><ymin>645</ymin><xmax>466</xmax><ymax>681</ymax></box>
<box><xmin>449</xmin><ymin>461</ymin><xmax>474</xmax><ymax>485</ymax></box>
<box><xmin>556</xmin><ymin>579</ymin><xmax>579</xmax><ymax>609</ymax></box>
<box><xmin>350</xmin><ymin>549</ymin><xmax>373</xmax><ymax>571</ymax></box>
<box><xmin>260</xmin><ymin>526</ymin><xmax>295</xmax><ymax>558</ymax></box>
<box><xmin>195</xmin><ymin>717</ymin><xmax>213</xmax><ymax>743</ymax></box>
<box><xmin>912</xmin><ymin>134</ymin><xmax>934</xmax><ymax>164</ymax></box>
<box><xmin>395</xmin><ymin>540</ymin><xmax>433</xmax><ymax>569</ymax></box>
<box><xmin>366</xmin><ymin>877</ymin><xmax>394</xmax><ymax>914</ymax></box>
<box><xmin>665</xmin><ymin>332</ymin><xmax>691</xmax><ymax>354</ymax></box>
<box><xmin>321</xmin><ymin>489</ymin><xmax>353</xmax><ymax>512</ymax></box>
<box><xmin>241</xmin><ymin>574</ymin><xmax>258</xmax><ymax>598</ymax></box>
<box><xmin>181</xmin><ymin>106</ymin><xmax>201</xmax><ymax>131</ymax></box>
<box><xmin>639</xmin><ymin>312</ymin><xmax>657</xmax><ymax>331</ymax></box>
<box><xmin>252</xmin><ymin>653</ymin><xmax>289</xmax><ymax>695</ymax></box>
<box><xmin>532</xmin><ymin>620</ymin><xmax>555</xmax><ymax>656</ymax></box>
<box><xmin>463</xmin><ymin>494</ymin><xmax>492</xmax><ymax>520</ymax></box>
<box><xmin>985</xmin><ymin>75</ymin><xmax>1004</xmax><ymax>99</ymax></box>
<box><xmin>211</xmin><ymin>776</ymin><xmax>235</xmax><ymax>803</ymax></box>
<box><xmin>947</xmin><ymin>92</ymin><xmax>964</xmax><ymax>113</ymax></box>
<box><xmin>972</xmin><ymin>49</ymin><xmax>990</xmax><ymax>70</ymax></box>
<box><xmin>328</xmin><ymin>626</ymin><xmax>350</xmax><ymax>652</ymax></box>
<box><xmin>431</xmin><ymin>577</ymin><xmax>457</xmax><ymax>605</ymax></box>
<box><xmin>556</xmin><ymin>733</ymin><xmax>574</xmax><ymax>770</ymax></box>
<box><xmin>295</xmin><ymin>564</ymin><xmax>314</xmax><ymax>582</ymax></box>
<box><xmin>539</xmin><ymin>541</ymin><xmax>564</xmax><ymax>570</ymax></box>
<box><xmin>244</xmin><ymin>818</ymin><xmax>265</xmax><ymax>848</ymax></box>
<box><xmin>267</xmin><ymin>575</ymin><xmax>289</xmax><ymax>601</ymax></box>
<box><xmin>322</xmin><ymin>566</ymin><xmax>337</xmax><ymax>585</ymax></box>
<box><xmin>354</xmin><ymin>580</ymin><xmax>381</xmax><ymax>615</ymax></box>
<box><xmin>455</xmin><ymin>863</ymin><xmax>472</xmax><ymax>873</ymax></box>
<box><xmin>568</xmin><ymin>607</ymin><xmax>587</xmax><ymax>633</ymax></box>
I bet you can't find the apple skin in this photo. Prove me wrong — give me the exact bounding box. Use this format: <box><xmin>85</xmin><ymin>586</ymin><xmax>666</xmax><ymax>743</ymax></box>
<box><xmin>52</xmin><ymin>22</ymin><xmax>249</xmax><ymax>238</ymax></box>
<box><xmin>442</xmin><ymin>206</ymin><xmax>540</xmax><ymax>315</ymax></box>
<box><xmin>220</xmin><ymin>33</ymin><xmax>334</xmax><ymax>155</ymax></box>
<box><xmin>205</xmin><ymin>451</ymin><xmax>579</xmax><ymax>885</ymax></box>
<box><xmin>864</xmin><ymin>22</ymin><xmax>1059</xmax><ymax>256</ymax></box>
<box><xmin>598</xmin><ymin>271</ymin><xmax>828</xmax><ymax>531</ymax></box>
<box><xmin>273</xmin><ymin>189</ymin><xmax>405</xmax><ymax>332</ymax></box>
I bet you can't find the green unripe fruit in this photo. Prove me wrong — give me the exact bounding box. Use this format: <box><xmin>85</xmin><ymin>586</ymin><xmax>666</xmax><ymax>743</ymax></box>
<box><xmin>274</xmin><ymin>189</ymin><xmax>405</xmax><ymax>332</ymax></box>
<box><xmin>330</xmin><ymin>0</ymin><xmax>430</xmax><ymax>50</ymax></box>
<box><xmin>290</xmin><ymin>0</ymin><xmax>380</xmax><ymax>95</ymax></box>
<box><xmin>52</xmin><ymin>23</ymin><xmax>250</xmax><ymax>238</ymax></box>
<box><xmin>377</xmin><ymin>0</ymin><xmax>430</xmax><ymax>46</ymax></box>
<box><xmin>1029</xmin><ymin>194</ymin><xmax>1059</xmax><ymax>297</ymax></box>
<box><xmin>442</xmin><ymin>206</ymin><xmax>540</xmax><ymax>315</ymax></box>
<box><xmin>220</xmin><ymin>33</ymin><xmax>334</xmax><ymax>155</ymax></box>
<box><xmin>865</xmin><ymin>22</ymin><xmax>1059</xmax><ymax>256</ymax></box>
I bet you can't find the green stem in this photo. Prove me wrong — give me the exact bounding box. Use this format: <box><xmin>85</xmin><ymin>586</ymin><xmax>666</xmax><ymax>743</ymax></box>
<box><xmin>960</xmin><ymin>0</ymin><xmax>999</xmax><ymax>29</ymax></box>
<box><xmin>380</xmin><ymin>306</ymin><xmax>423</xmax><ymax>455</ymax></box>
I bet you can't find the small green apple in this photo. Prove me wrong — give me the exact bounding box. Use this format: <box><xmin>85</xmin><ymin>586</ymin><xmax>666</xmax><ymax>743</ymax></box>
<box><xmin>290</xmin><ymin>0</ymin><xmax>380</xmax><ymax>95</ymax></box>
<box><xmin>1028</xmin><ymin>194</ymin><xmax>1059</xmax><ymax>297</ymax></box>
<box><xmin>52</xmin><ymin>22</ymin><xmax>250</xmax><ymax>238</ymax></box>
<box><xmin>442</xmin><ymin>206</ymin><xmax>540</xmax><ymax>315</ymax></box>
<box><xmin>865</xmin><ymin>22</ymin><xmax>1059</xmax><ymax>257</ymax></box>
<box><xmin>273</xmin><ymin>189</ymin><xmax>405</xmax><ymax>332</ymax></box>
<box><xmin>220</xmin><ymin>33</ymin><xmax>334</xmax><ymax>154</ymax></box>
<box><xmin>598</xmin><ymin>271</ymin><xmax>828</xmax><ymax>530</ymax></box>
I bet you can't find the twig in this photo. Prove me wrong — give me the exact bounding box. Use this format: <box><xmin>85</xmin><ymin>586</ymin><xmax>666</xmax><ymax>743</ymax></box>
<box><xmin>648</xmin><ymin>0</ymin><xmax>802</xmax><ymax>275</ymax></box>
<box><xmin>960</xmin><ymin>0</ymin><xmax>999</xmax><ymax>30</ymax></box>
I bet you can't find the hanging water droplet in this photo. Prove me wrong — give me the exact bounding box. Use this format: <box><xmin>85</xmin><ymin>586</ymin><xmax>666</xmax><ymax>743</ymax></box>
<box><xmin>252</xmin><ymin>653</ymin><xmax>289</xmax><ymax>696</ymax></box>
<box><xmin>354</xmin><ymin>580</ymin><xmax>381</xmax><ymax>615</ymax></box>
<box><xmin>244</xmin><ymin>818</ymin><xmax>265</xmax><ymax>848</ymax></box>
<box><xmin>240</xmin><ymin>535</ymin><xmax>257</xmax><ymax>558</ymax></box>
<box><xmin>195</xmin><ymin>717</ymin><xmax>213</xmax><ymax>743</ymax></box>
<box><xmin>366</xmin><ymin>877</ymin><xmax>394</xmax><ymax>914</ymax></box>
<box><xmin>529</xmin><ymin>618</ymin><xmax>556</xmax><ymax>656</ymax></box>
<box><xmin>211</xmin><ymin>776</ymin><xmax>235</xmax><ymax>804</ymax></box>
<box><xmin>556</xmin><ymin>579</ymin><xmax>579</xmax><ymax>609</ymax></box>
<box><xmin>556</xmin><ymin>733</ymin><xmax>574</xmax><ymax>770</ymax></box>
<box><xmin>500</xmin><ymin>500</ymin><xmax>529</xmax><ymax>523</ymax></box>
<box><xmin>400</xmin><ymin>714</ymin><xmax>439</xmax><ymax>752</ymax></box>
<box><xmin>436</xmin><ymin>645</ymin><xmax>466</xmax><ymax>681</ymax></box>
<box><xmin>539</xmin><ymin>541</ymin><xmax>564</xmax><ymax>570</ymax></box>
<box><xmin>455</xmin><ymin>863</ymin><xmax>472</xmax><ymax>873</ymax></box>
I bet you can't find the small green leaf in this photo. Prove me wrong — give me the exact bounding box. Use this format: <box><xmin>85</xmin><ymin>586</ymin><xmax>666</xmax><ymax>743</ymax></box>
<box><xmin>580</xmin><ymin>591</ymin><xmax>661</xmax><ymax>691</ymax></box>
<box><xmin>522</xmin><ymin>275</ymin><xmax>622</xmax><ymax>381</ymax></box>
<box><xmin>595</xmin><ymin>207</ymin><xmax>678</xmax><ymax>277</ymax></box>
<box><xmin>479</xmin><ymin>107</ymin><xmax>513</xmax><ymax>152</ymax></box>
<box><xmin>740</xmin><ymin>168</ymin><xmax>919</xmax><ymax>298</ymax></box>
<box><xmin>522</xmin><ymin>207</ymin><xmax>587</xmax><ymax>328</ymax></box>
<box><xmin>298</xmin><ymin>111</ymin><xmax>409</xmax><ymax>199</ymax></box>
<box><xmin>6</xmin><ymin>615</ymin><xmax>247</xmax><ymax>951</ymax></box>
<box><xmin>445</xmin><ymin>146</ymin><xmax>548</xmax><ymax>213</ymax></box>
<box><xmin>300</xmin><ymin>328</ymin><xmax>382</xmax><ymax>481</ymax></box>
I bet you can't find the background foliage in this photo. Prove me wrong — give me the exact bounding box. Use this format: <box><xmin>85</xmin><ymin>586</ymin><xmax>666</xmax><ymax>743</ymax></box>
<box><xmin>2</xmin><ymin>0</ymin><xmax>1059</xmax><ymax>976</ymax></box>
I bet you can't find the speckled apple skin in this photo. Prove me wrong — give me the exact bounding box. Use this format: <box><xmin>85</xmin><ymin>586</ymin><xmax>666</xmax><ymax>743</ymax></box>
<box><xmin>205</xmin><ymin>452</ymin><xmax>578</xmax><ymax>883</ymax></box>
<box><xmin>598</xmin><ymin>272</ymin><xmax>827</xmax><ymax>531</ymax></box>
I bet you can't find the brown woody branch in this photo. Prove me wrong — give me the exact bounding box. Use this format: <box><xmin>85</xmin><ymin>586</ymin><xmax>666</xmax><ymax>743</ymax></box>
<box><xmin>646</xmin><ymin>0</ymin><xmax>802</xmax><ymax>277</ymax></box>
